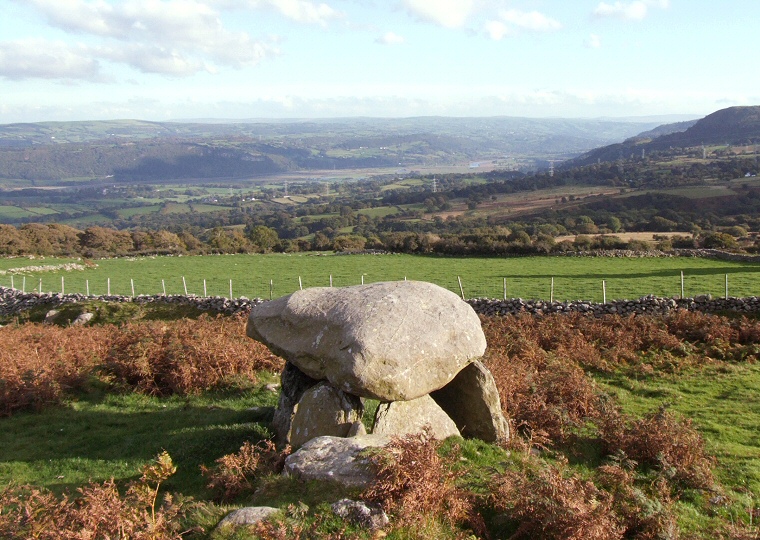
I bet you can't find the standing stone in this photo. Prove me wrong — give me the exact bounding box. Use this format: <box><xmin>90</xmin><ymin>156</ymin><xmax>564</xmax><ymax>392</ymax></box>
<box><xmin>272</xmin><ymin>362</ymin><xmax>320</xmax><ymax>445</ymax></box>
<box><xmin>372</xmin><ymin>395</ymin><xmax>460</xmax><ymax>440</ymax></box>
<box><xmin>247</xmin><ymin>281</ymin><xmax>487</xmax><ymax>401</ymax></box>
<box><xmin>289</xmin><ymin>382</ymin><xmax>364</xmax><ymax>449</ymax></box>
<box><xmin>431</xmin><ymin>360</ymin><xmax>510</xmax><ymax>442</ymax></box>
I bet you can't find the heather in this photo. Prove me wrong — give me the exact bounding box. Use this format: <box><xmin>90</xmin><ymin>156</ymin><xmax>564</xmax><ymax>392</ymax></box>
<box><xmin>1</xmin><ymin>306</ymin><xmax>759</xmax><ymax>538</ymax></box>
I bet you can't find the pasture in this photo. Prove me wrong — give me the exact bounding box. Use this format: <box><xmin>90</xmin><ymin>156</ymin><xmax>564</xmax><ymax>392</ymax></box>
<box><xmin>1</xmin><ymin>253</ymin><xmax>760</xmax><ymax>302</ymax></box>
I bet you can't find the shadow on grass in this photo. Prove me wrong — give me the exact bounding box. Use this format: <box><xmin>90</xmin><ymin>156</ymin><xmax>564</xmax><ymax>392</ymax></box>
<box><xmin>0</xmin><ymin>391</ymin><xmax>276</xmax><ymax>498</ymax></box>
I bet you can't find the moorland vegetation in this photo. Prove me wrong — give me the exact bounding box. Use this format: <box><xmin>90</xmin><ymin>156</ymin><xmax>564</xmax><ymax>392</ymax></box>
<box><xmin>1</xmin><ymin>305</ymin><xmax>759</xmax><ymax>538</ymax></box>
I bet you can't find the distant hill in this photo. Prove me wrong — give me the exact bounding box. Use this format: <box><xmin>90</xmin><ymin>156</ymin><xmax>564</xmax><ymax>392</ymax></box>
<box><xmin>570</xmin><ymin>106</ymin><xmax>760</xmax><ymax>166</ymax></box>
<box><xmin>0</xmin><ymin>116</ymin><xmax>669</xmax><ymax>183</ymax></box>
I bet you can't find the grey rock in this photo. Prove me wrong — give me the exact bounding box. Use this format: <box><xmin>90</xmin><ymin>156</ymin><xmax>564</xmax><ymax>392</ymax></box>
<box><xmin>272</xmin><ymin>362</ymin><xmax>320</xmax><ymax>445</ymax></box>
<box><xmin>332</xmin><ymin>498</ymin><xmax>388</xmax><ymax>530</ymax></box>
<box><xmin>347</xmin><ymin>421</ymin><xmax>367</xmax><ymax>437</ymax></box>
<box><xmin>289</xmin><ymin>382</ymin><xmax>364</xmax><ymax>449</ymax></box>
<box><xmin>71</xmin><ymin>312</ymin><xmax>95</xmax><ymax>326</ymax></box>
<box><xmin>247</xmin><ymin>281</ymin><xmax>487</xmax><ymax>401</ymax></box>
<box><xmin>431</xmin><ymin>360</ymin><xmax>509</xmax><ymax>442</ymax></box>
<box><xmin>372</xmin><ymin>394</ymin><xmax>460</xmax><ymax>440</ymax></box>
<box><xmin>283</xmin><ymin>435</ymin><xmax>390</xmax><ymax>489</ymax></box>
<box><xmin>217</xmin><ymin>506</ymin><xmax>280</xmax><ymax>528</ymax></box>
<box><xmin>44</xmin><ymin>309</ymin><xmax>59</xmax><ymax>324</ymax></box>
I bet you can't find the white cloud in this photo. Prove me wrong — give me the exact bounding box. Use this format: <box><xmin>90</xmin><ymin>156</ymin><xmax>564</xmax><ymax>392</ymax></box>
<box><xmin>500</xmin><ymin>9</ymin><xmax>562</xmax><ymax>32</ymax></box>
<box><xmin>376</xmin><ymin>32</ymin><xmax>405</xmax><ymax>45</ymax></box>
<box><xmin>0</xmin><ymin>39</ymin><xmax>102</xmax><ymax>81</ymax></box>
<box><xmin>246</xmin><ymin>0</ymin><xmax>342</xmax><ymax>26</ymax></box>
<box><xmin>400</xmin><ymin>0</ymin><xmax>475</xmax><ymax>29</ymax></box>
<box><xmin>16</xmin><ymin>0</ymin><xmax>280</xmax><ymax>76</ymax></box>
<box><xmin>585</xmin><ymin>33</ymin><xmax>602</xmax><ymax>48</ymax></box>
<box><xmin>593</xmin><ymin>0</ymin><xmax>669</xmax><ymax>21</ymax></box>
<box><xmin>485</xmin><ymin>9</ymin><xmax>561</xmax><ymax>40</ymax></box>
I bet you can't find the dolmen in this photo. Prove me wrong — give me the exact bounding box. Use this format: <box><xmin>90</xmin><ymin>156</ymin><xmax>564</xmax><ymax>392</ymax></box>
<box><xmin>246</xmin><ymin>280</ymin><xmax>509</xmax><ymax>453</ymax></box>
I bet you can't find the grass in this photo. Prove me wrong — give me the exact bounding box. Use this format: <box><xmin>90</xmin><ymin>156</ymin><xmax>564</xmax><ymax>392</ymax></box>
<box><xmin>2</xmin><ymin>253</ymin><xmax>760</xmax><ymax>302</ymax></box>
<box><xmin>0</xmin><ymin>206</ymin><xmax>37</xmax><ymax>219</ymax></box>
<box><xmin>0</xmin><ymin>385</ymin><xmax>279</xmax><ymax>498</ymax></box>
<box><xmin>597</xmin><ymin>363</ymin><xmax>760</xmax><ymax>495</ymax></box>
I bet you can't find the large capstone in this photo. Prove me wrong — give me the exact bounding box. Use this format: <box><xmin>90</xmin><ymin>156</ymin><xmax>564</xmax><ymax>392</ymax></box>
<box><xmin>246</xmin><ymin>281</ymin><xmax>486</xmax><ymax>401</ymax></box>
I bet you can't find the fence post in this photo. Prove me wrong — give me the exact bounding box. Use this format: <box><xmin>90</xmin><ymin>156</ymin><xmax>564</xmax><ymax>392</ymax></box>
<box><xmin>10</xmin><ymin>275</ymin><xmax>13</xmax><ymax>290</ymax></box>
<box><xmin>503</xmin><ymin>277</ymin><xmax>507</xmax><ymax>300</ymax></box>
<box><xmin>550</xmin><ymin>277</ymin><xmax>554</xmax><ymax>303</ymax></box>
<box><xmin>86</xmin><ymin>279</ymin><xmax>90</xmax><ymax>296</ymax></box>
<box><xmin>229</xmin><ymin>279</ymin><xmax>233</xmax><ymax>300</ymax></box>
<box><xmin>298</xmin><ymin>276</ymin><xmax>303</xmax><ymax>290</ymax></box>
<box><xmin>725</xmin><ymin>274</ymin><xmax>729</xmax><ymax>299</ymax></box>
<box><xmin>361</xmin><ymin>275</ymin><xmax>364</xmax><ymax>285</ymax></box>
<box><xmin>203</xmin><ymin>279</ymin><xmax>207</xmax><ymax>297</ymax></box>
<box><xmin>270</xmin><ymin>279</ymin><xmax>273</xmax><ymax>300</ymax></box>
<box><xmin>61</xmin><ymin>276</ymin><xmax>64</xmax><ymax>294</ymax></box>
<box><xmin>680</xmin><ymin>271</ymin><xmax>684</xmax><ymax>299</ymax></box>
<box><xmin>182</xmin><ymin>276</ymin><xmax>188</xmax><ymax>296</ymax></box>
<box><xmin>131</xmin><ymin>279</ymin><xmax>135</xmax><ymax>297</ymax></box>
<box><xmin>330</xmin><ymin>275</ymin><xmax>333</xmax><ymax>287</ymax></box>
<box><xmin>22</xmin><ymin>276</ymin><xmax>25</xmax><ymax>293</ymax></box>
<box><xmin>603</xmin><ymin>280</ymin><xmax>607</xmax><ymax>304</ymax></box>
<box><xmin>162</xmin><ymin>279</ymin><xmax>166</xmax><ymax>296</ymax></box>
<box><xmin>457</xmin><ymin>276</ymin><xmax>465</xmax><ymax>300</ymax></box>
<box><xmin>39</xmin><ymin>278</ymin><xmax>42</xmax><ymax>294</ymax></box>
<box><xmin>107</xmin><ymin>278</ymin><xmax>111</xmax><ymax>296</ymax></box>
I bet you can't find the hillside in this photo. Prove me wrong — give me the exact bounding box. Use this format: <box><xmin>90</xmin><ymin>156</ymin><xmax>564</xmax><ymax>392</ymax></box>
<box><xmin>0</xmin><ymin>116</ymin><xmax>665</xmax><ymax>184</ymax></box>
<box><xmin>572</xmin><ymin>106</ymin><xmax>760</xmax><ymax>166</ymax></box>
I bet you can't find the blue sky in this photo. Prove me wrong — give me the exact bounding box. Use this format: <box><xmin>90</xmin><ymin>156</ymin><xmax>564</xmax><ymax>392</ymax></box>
<box><xmin>1</xmin><ymin>0</ymin><xmax>758</xmax><ymax>123</ymax></box>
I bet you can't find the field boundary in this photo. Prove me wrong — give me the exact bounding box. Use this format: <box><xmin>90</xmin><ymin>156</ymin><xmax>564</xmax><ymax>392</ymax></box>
<box><xmin>2</xmin><ymin>286</ymin><xmax>759</xmax><ymax>320</ymax></box>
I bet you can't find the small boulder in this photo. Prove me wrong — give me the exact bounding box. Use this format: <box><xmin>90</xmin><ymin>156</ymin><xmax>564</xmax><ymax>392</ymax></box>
<box><xmin>247</xmin><ymin>281</ymin><xmax>486</xmax><ymax>401</ymax></box>
<box><xmin>372</xmin><ymin>394</ymin><xmax>460</xmax><ymax>440</ymax></box>
<box><xmin>431</xmin><ymin>360</ymin><xmax>510</xmax><ymax>442</ymax></box>
<box><xmin>283</xmin><ymin>435</ymin><xmax>390</xmax><ymax>489</ymax></box>
<box><xmin>289</xmin><ymin>382</ymin><xmax>364</xmax><ymax>449</ymax></box>
<box><xmin>217</xmin><ymin>506</ymin><xmax>280</xmax><ymax>528</ymax></box>
<box><xmin>71</xmin><ymin>312</ymin><xmax>95</xmax><ymax>326</ymax></box>
<box><xmin>332</xmin><ymin>499</ymin><xmax>388</xmax><ymax>530</ymax></box>
<box><xmin>44</xmin><ymin>309</ymin><xmax>59</xmax><ymax>324</ymax></box>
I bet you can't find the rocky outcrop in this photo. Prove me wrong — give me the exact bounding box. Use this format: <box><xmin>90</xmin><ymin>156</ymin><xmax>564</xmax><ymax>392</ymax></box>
<box><xmin>247</xmin><ymin>281</ymin><xmax>487</xmax><ymax>402</ymax></box>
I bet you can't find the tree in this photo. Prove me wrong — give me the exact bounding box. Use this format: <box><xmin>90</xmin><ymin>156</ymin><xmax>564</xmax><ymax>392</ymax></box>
<box><xmin>248</xmin><ymin>225</ymin><xmax>279</xmax><ymax>253</ymax></box>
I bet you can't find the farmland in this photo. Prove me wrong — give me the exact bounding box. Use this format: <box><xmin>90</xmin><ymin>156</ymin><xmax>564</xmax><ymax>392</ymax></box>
<box><xmin>1</xmin><ymin>253</ymin><xmax>759</xmax><ymax>302</ymax></box>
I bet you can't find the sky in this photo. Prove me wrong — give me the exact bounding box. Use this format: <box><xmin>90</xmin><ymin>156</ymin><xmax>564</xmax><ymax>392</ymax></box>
<box><xmin>1</xmin><ymin>0</ymin><xmax>758</xmax><ymax>123</ymax></box>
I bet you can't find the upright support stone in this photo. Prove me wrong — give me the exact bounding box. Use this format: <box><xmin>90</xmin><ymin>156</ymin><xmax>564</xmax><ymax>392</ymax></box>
<box><xmin>372</xmin><ymin>395</ymin><xmax>460</xmax><ymax>440</ymax></box>
<box><xmin>431</xmin><ymin>360</ymin><xmax>510</xmax><ymax>443</ymax></box>
<box><xmin>272</xmin><ymin>362</ymin><xmax>320</xmax><ymax>445</ymax></box>
<box><xmin>289</xmin><ymin>382</ymin><xmax>364</xmax><ymax>449</ymax></box>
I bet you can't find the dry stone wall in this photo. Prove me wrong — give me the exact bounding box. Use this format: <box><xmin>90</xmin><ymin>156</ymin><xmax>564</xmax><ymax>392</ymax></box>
<box><xmin>2</xmin><ymin>286</ymin><xmax>760</xmax><ymax>320</ymax></box>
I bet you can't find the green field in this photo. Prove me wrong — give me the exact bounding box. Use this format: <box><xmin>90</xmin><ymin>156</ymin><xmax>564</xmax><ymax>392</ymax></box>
<box><xmin>0</xmin><ymin>206</ymin><xmax>37</xmax><ymax>219</ymax></box>
<box><xmin>1</xmin><ymin>254</ymin><xmax>759</xmax><ymax>301</ymax></box>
